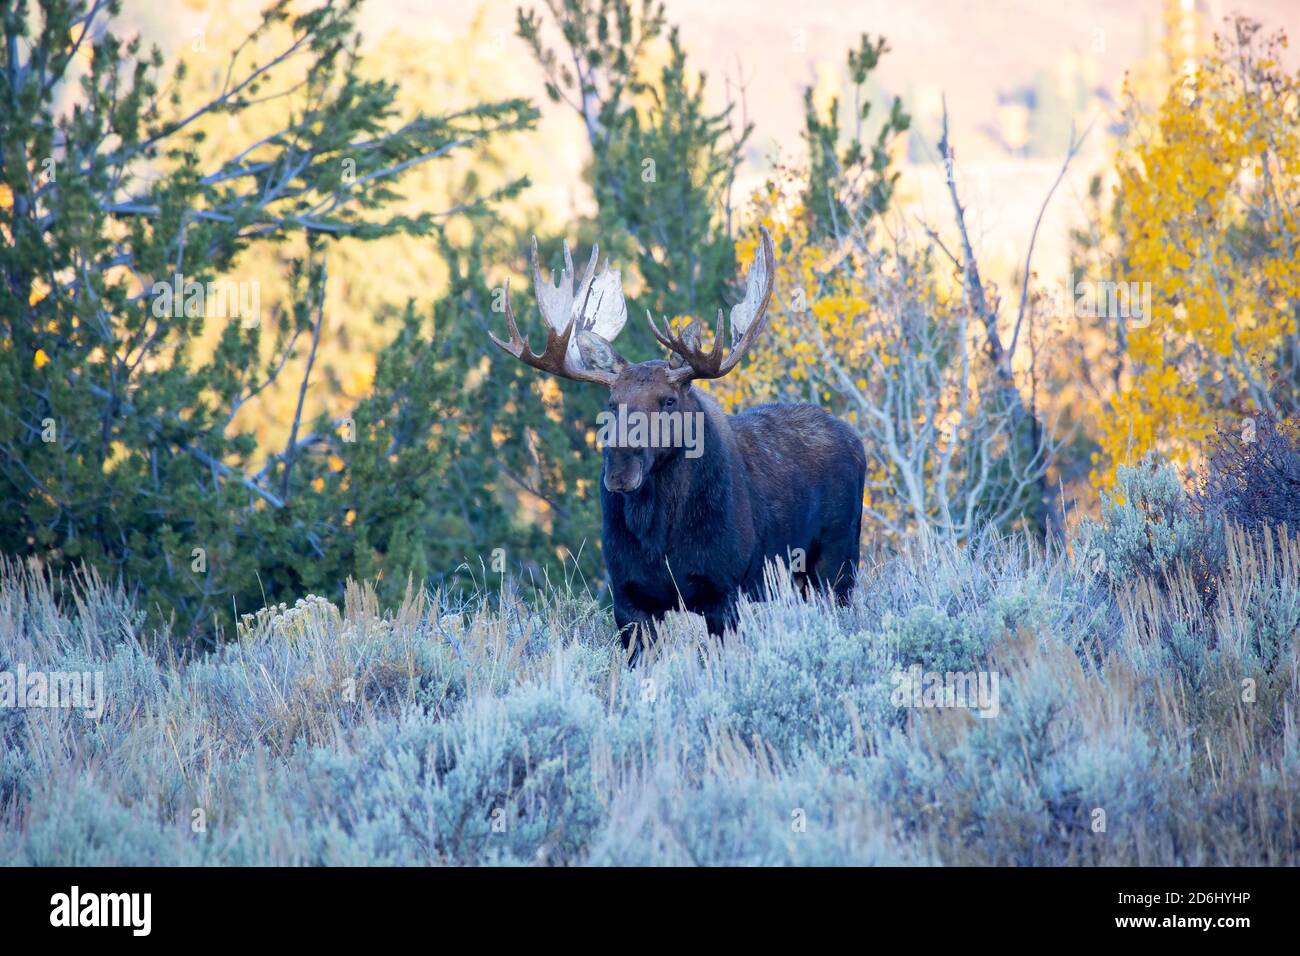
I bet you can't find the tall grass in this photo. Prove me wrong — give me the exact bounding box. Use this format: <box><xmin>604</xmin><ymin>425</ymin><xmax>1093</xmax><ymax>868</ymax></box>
<box><xmin>1</xmin><ymin>471</ymin><xmax>1297</xmax><ymax>864</ymax></box>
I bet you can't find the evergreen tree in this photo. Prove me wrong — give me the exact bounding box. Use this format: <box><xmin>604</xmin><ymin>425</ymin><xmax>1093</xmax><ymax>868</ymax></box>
<box><xmin>802</xmin><ymin>33</ymin><xmax>909</xmax><ymax>241</ymax></box>
<box><xmin>0</xmin><ymin>0</ymin><xmax>535</xmax><ymax>638</ymax></box>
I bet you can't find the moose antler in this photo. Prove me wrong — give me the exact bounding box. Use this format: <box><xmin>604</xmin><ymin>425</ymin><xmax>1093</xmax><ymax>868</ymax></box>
<box><xmin>647</xmin><ymin>226</ymin><xmax>776</xmax><ymax>384</ymax></box>
<box><xmin>488</xmin><ymin>236</ymin><xmax>628</xmax><ymax>386</ymax></box>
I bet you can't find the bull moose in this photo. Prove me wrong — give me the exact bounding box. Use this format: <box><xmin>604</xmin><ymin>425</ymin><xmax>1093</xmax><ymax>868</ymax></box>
<box><xmin>489</xmin><ymin>227</ymin><xmax>866</xmax><ymax>659</ymax></box>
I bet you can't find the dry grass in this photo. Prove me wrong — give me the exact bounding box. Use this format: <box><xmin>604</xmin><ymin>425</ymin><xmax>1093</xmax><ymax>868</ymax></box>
<box><xmin>0</xmin><ymin>517</ymin><xmax>1296</xmax><ymax>865</ymax></box>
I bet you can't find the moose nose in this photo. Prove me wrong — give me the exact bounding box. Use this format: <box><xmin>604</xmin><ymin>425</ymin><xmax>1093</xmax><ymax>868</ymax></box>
<box><xmin>604</xmin><ymin>463</ymin><xmax>643</xmax><ymax>494</ymax></box>
<box><xmin>605</xmin><ymin>474</ymin><xmax>642</xmax><ymax>494</ymax></box>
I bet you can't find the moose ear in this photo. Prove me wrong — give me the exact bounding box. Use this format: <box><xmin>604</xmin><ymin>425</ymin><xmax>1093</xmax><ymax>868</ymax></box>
<box><xmin>576</xmin><ymin>330</ymin><xmax>628</xmax><ymax>375</ymax></box>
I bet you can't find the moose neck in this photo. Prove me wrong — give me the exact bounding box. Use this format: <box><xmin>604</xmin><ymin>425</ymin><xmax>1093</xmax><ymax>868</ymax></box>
<box><xmin>615</xmin><ymin>389</ymin><xmax>739</xmax><ymax>547</ymax></box>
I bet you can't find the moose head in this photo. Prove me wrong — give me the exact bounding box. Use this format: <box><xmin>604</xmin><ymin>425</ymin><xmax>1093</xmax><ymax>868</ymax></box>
<box><xmin>489</xmin><ymin>228</ymin><xmax>776</xmax><ymax>492</ymax></box>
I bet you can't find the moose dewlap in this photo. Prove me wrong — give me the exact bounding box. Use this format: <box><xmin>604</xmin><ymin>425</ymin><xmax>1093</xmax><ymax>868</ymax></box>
<box><xmin>489</xmin><ymin>227</ymin><xmax>866</xmax><ymax>661</ymax></box>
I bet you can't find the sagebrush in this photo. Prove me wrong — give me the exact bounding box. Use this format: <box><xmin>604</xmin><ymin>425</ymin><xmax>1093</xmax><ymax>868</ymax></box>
<box><xmin>2</xmin><ymin>477</ymin><xmax>1296</xmax><ymax>865</ymax></box>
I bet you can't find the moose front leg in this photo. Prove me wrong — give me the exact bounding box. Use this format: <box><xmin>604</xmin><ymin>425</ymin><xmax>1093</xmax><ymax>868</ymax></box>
<box><xmin>701</xmin><ymin>593</ymin><xmax>739</xmax><ymax>638</ymax></box>
<box><xmin>613</xmin><ymin>601</ymin><xmax>663</xmax><ymax>666</ymax></box>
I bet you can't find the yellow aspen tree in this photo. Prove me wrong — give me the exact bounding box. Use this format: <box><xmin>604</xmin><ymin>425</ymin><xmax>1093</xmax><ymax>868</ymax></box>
<box><xmin>1096</xmin><ymin>18</ymin><xmax>1300</xmax><ymax>485</ymax></box>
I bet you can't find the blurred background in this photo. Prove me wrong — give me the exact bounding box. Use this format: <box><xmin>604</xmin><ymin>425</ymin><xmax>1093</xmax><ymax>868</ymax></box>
<box><xmin>99</xmin><ymin>0</ymin><xmax>1298</xmax><ymax>452</ymax></box>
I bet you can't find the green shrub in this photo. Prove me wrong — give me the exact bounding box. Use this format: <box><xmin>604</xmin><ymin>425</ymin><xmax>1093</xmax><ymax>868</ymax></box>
<box><xmin>1076</xmin><ymin>457</ymin><xmax>1224</xmax><ymax>601</ymax></box>
<box><xmin>882</xmin><ymin>604</ymin><xmax>986</xmax><ymax>674</ymax></box>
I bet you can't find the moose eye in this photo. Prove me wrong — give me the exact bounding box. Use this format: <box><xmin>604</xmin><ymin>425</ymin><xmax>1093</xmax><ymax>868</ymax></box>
<box><xmin>662</xmin><ymin>397</ymin><xmax>675</xmax><ymax>409</ymax></box>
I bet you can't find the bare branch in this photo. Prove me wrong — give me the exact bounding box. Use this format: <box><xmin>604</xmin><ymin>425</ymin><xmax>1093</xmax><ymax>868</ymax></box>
<box><xmin>1008</xmin><ymin>117</ymin><xmax>1096</xmax><ymax>363</ymax></box>
<box><xmin>281</xmin><ymin>259</ymin><xmax>328</xmax><ymax>501</ymax></box>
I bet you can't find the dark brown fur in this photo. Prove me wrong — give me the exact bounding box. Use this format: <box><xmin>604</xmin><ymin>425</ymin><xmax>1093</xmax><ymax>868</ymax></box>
<box><xmin>596</xmin><ymin>360</ymin><xmax>866</xmax><ymax>655</ymax></box>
